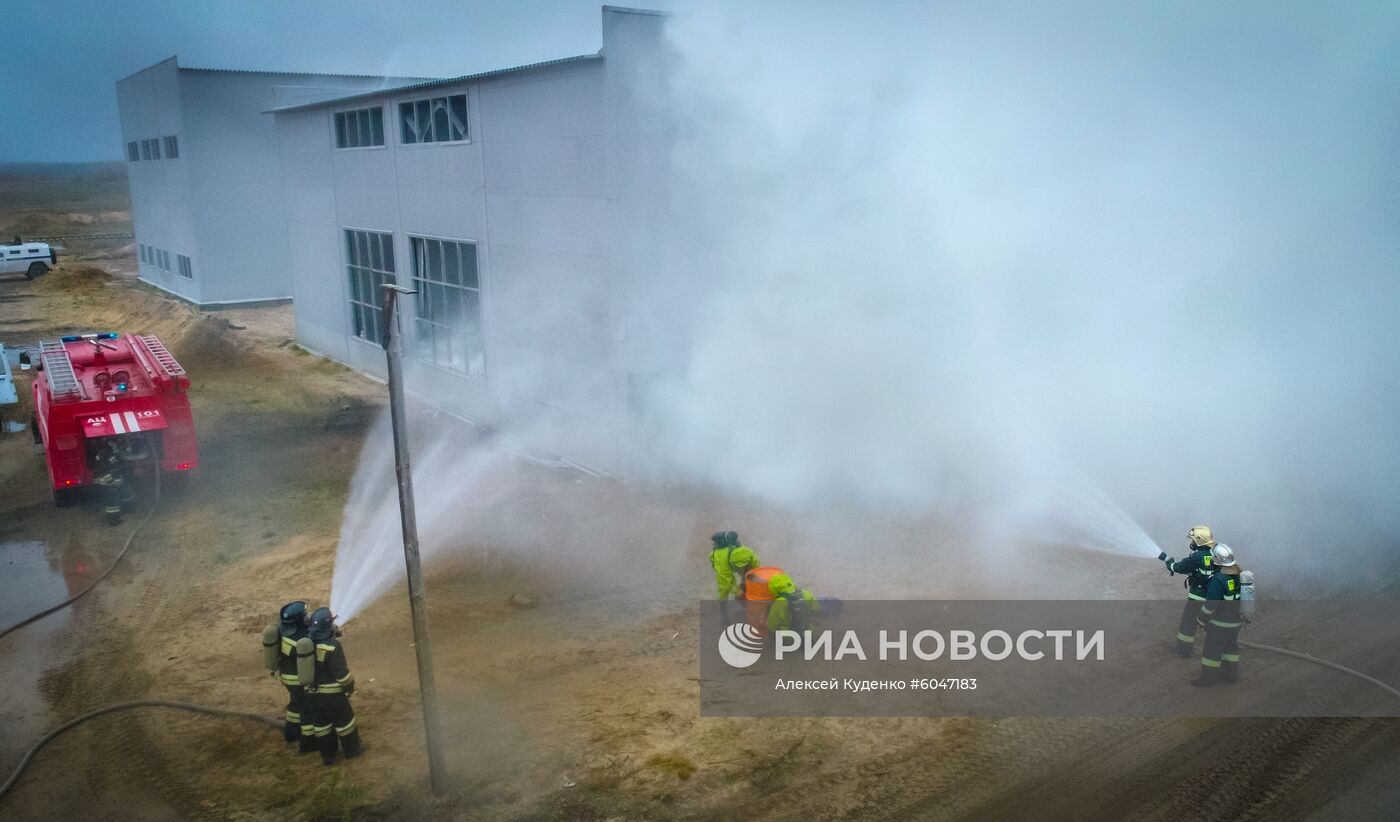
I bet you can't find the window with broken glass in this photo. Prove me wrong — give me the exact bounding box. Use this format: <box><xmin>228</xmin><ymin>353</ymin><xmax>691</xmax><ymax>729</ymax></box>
<box><xmin>399</xmin><ymin>94</ymin><xmax>468</xmax><ymax>145</ymax></box>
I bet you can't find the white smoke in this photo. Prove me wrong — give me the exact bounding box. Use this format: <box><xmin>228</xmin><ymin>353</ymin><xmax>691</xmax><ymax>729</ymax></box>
<box><xmin>332</xmin><ymin>2</ymin><xmax>1400</xmax><ymax>617</ymax></box>
<box><xmin>643</xmin><ymin>2</ymin><xmax>1400</xmax><ymax>586</ymax></box>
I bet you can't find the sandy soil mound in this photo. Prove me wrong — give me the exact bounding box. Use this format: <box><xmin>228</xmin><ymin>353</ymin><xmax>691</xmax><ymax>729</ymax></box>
<box><xmin>41</xmin><ymin>264</ymin><xmax>111</xmax><ymax>286</ymax></box>
<box><xmin>29</xmin><ymin>264</ymin><xmax>245</xmax><ymax>367</ymax></box>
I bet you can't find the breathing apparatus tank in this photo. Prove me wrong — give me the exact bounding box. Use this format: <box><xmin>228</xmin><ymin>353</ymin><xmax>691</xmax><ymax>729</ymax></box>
<box><xmin>1240</xmin><ymin>570</ymin><xmax>1256</xmax><ymax>621</ymax></box>
<box><xmin>295</xmin><ymin>637</ymin><xmax>317</xmax><ymax>690</ymax></box>
<box><xmin>261</xmin><ymin>625</ymin><xmax>280</xmax><ymax>673</ymax></box>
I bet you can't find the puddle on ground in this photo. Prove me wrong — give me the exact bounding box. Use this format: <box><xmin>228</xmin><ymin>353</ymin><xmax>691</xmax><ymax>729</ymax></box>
<box><xmin>0</xmin><ymin>538</ymin><xmax>99</xmax><ymax>771</ymax></box>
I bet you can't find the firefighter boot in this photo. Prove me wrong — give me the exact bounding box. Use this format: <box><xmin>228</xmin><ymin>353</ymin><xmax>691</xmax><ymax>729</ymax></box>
<box><xmin>340</xmin><ymin>729</ymin><xmax>363</xmax><ymax>759</ymax></box>
<box><xmin>1221</xmin><ymin>654</ymin><xmax>1240</xmax><ymax>684</ymax></box>
<box><xmin>282</xmin><ymin>720</ymin><xmax>300</xmax><ymax>743</ymax></box>
<box><xmin>104</xmin><ymin>508</ymin><xmax>122</xmax><ymax>527</ymax></box>
<box><xmin>1191</xmin><ymin>659</ymin><xmax>1222</xmax><ymax>687</ymax></box>
<box><xmin>1172</xmin><ymin>639</ymin><xmax>1192</xmax><ymax>658</ymax></box>
<box><xmin>317</xmin><ymin>730</ymin><xmax>339</xmax><ymax>766</ymax></box>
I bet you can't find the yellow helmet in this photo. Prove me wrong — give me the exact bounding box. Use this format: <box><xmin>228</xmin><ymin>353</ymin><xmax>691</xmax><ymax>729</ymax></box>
<box><xmin>1188</xmin><ymin>525</ymin><xmax>1216</xmax><ymax>548</ymax></box>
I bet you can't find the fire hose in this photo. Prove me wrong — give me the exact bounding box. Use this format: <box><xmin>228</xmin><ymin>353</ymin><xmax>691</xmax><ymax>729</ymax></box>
<box><xmin>0</xmin><ymin>470</ymin><xmax>282</xmax><ymax>805</ymax></box>
<box><xmin>0</xmin><ymin>469</ymin><xmax>159</xmax><ymax>640</ymax></box>
<box><xmin>0</xmin><ymin>701</ymin><xmax>280</xmax><ymax>801</ymax></box>
<box><xmin>1238</xmin><ymin>640</ymin><xmax>1400</xmax><ymax>700</ymax></box>
<box><xmin>0</xmin><ymin>456</ymin><xmax>163</xmax><ymax>644</ymax></box>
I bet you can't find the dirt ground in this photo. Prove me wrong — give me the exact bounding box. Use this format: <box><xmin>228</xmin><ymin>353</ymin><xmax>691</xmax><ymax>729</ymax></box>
<box><xmin>1</xmin><ymin>195</ymin><xmax>1398</xmax><ymax>820</ymax></box>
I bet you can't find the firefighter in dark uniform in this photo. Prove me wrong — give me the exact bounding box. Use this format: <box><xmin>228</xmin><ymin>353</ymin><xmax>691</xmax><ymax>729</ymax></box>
<box><xmin>263</xmin><ymin>601</ymin><xmax>317</xmax><ymax>752</ymax></box>
<box><xmin>92</xmin><ymin>441</ymin><xmax>127</xmax><ymax>526</ymax></box>
<box><xmin>1193</xmin><ymin>544</ymin><xmax>1244</xmax><ymax>686</ymax></box>
<box><xmin>302</xmin><ymin>607</ymin><xmax>362</xmax><ymax>764</ymax></box>
<box><xmin>1159</xmin><ymin>525</ymin><xmax>1217</xmax><ymax>656</ymax></box>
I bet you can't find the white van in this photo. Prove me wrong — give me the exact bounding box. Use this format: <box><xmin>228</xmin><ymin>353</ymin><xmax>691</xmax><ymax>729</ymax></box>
<box><xmin>1</xmin><ymin>240</ymin><xmax>56</xmax><ymax>279</ymax></box>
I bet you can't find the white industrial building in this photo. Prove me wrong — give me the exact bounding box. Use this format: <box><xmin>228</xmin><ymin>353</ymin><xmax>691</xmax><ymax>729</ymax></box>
<box><xmin>272</xmin><ymin>6</ymin><xmax>675</xmax><ymax>475</ymax></box>
<box><xmin>117</xmin><ymin>59</ymin><xmax>433</xmax><ymax>307</ymax></box>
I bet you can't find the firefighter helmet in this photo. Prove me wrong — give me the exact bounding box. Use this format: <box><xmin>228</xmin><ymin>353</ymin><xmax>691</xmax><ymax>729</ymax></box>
<box><xmin>1188</xmin><ymin>525</ymin><xmax>1216</xmax><ymax>548</ymax></box>
<box><xmin>1211</xmin><ymin>544</ymin><xmax>1237</xmax><ymax>567</ymax></box>
<box><xmin>279</xmin><ymin>601</ymin><xmax>308</xmax><ymax>637</ymax></box>
<box><xmin>725</xmin><ymin>531</ymin><xmax>740</xmax><ymax>547</ymax></box>
<box><xmin>308</xmin><ymin>607</ymin><xmax>338</xmax><ymax>642</ymax></box>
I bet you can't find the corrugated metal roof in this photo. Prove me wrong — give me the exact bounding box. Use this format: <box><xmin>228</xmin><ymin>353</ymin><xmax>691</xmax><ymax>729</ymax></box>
<box><xmin>117</xmin><ymin>55</ymin><xmax>437</xmax><ymax>84</ymax></box>
<box><xmin>265</xmin><ymin>52</ymin><xmax>603</xmax><ymax>114</ymax></box>
<box><xmin>183</xmin><ymin>65</ymin><xmax>438</xmax><ymax>81</ymax></box>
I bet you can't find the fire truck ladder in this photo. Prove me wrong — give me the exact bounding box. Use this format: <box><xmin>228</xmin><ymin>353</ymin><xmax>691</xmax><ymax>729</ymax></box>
<box><xmin>136</xmin><ymin>335</ymin><xmax>186</xmax><ymax>379</ymax></box>
<box><xmin>38</xmin><ymin>341</ymin><xmax>84</xmax><ymax>401</ymax></box>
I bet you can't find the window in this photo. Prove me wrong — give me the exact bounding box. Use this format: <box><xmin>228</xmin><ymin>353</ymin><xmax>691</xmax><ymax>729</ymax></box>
<box><xmin>410</xmin><ymin>236</ymin><xmax>483</xmax><ymax>374</ymax></box>
<box><xmin>399</xmin><ymin>94</ymin><xmax>467</xmax><ymax>145</ymax></box>
<box><xmin>140</xmin><ymin>140</ymin><xmax>151</xmax><ymax>161</ymax></box>
<box><xmin>127</xmin><ymin>142</ymin><xmax>140</xmax><ymax>162</ymax></box>
<box><xmin>334</xmin><ymin>107</ymin><xmax>385</xmax><ymax>149</ymax></box>
<box><xmin>139</xmin><ymin>244</ymin><xmax>147</xmax><ymax>263</ymax></box>
<box><xmin>177</xmin><ymin>254</ymin><xmax>193</xmax><ymax>279</ymax></box>
<box><xmin>164</xmin><ymin>135</ymin><xmax>179</xmax><ymax>158</ymax></box>
<box><xmin>345</xmin><ymin>229</ymin><xmax>396</xmax><ymax>343</ymax></box>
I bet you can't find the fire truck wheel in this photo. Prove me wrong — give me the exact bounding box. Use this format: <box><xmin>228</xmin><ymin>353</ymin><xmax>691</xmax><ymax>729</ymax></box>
<box><xmin>26</xmin><ymin>262</ymin><xmax>48</xmax><ymax>280</ymax></box>
<box><xmin>51</xmin><ymin>487</ymin><xmax>79</xmax><ymax>508</ymax></box>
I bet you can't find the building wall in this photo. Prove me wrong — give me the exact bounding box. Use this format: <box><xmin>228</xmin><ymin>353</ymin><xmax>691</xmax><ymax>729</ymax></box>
<box><xmin>278</xmin><ymin>7</ymin><xmax>670</xmax><ymax>474</ymax></box>
<box><xmin>118</xmin><ymin>59</ymin><xmax>198</xmax><ymax>302</ymax></box>
<box><xmin>118</xmin><ymin>62</ymin><xmax>427</xmax><ymax>306</ymax></box>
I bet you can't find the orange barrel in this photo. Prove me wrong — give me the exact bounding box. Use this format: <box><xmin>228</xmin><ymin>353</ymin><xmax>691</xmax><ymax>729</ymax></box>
<box><xmin>744</xmin><ymin>566</ymin><xmax>784</xmax><ymax>633</ymax></box>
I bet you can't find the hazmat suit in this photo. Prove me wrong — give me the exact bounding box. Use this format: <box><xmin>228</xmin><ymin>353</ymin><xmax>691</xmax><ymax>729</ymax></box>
<box><xmin>766</xmin><ymin>573</ymin><xmax>820</xmax><ymax>634</ymax></box>
<box><xmin>709</xmin><ymin>531</ymin><xmax>759</xmax><ymax>600</ymax></box>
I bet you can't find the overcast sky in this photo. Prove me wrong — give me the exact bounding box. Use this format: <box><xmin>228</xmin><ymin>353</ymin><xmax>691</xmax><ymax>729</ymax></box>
<box><xmin>0</xmin><ymin>0</ymin><xmax>676</xmax><ymax>163</ymax></box>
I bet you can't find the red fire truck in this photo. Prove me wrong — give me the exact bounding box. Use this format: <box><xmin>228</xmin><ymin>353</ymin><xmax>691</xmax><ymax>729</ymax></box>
<box><xmin>31</xmin><ymin>332</ymin><xmax>197</xmax><ymax>505</ymax></box>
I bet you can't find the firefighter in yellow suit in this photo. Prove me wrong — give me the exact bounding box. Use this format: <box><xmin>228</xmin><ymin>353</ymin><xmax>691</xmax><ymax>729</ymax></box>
<box><xmin>709</xmin><ymin>531</ymin><xmax>760</xmax><ymax>599</ymax></box>
<box><xmin>766</xmin><ymin>573</ymin><xmax>820</xmax><ymax>633</ymax></box>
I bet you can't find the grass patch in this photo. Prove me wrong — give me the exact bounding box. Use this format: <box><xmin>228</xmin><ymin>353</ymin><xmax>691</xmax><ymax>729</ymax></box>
<box><xmin>300</xmin><ymin>771</ymin><xmax>368</xmax><ymax>822</ymax></box>
<box><xmin>645</xmin><ymin>752</ymin><xmax>697</xmax><ymax>782</ymax></box>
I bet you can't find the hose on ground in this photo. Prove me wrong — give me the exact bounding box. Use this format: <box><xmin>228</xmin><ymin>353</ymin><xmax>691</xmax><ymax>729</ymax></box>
<box><xmin>1239</xmin><ymin>640</ymin><xmax>1400</xmax><ymax>700</ymax></box>
<box><xmin>0</xmin><ymin>505</ymin><xmax>154</xmax><ymax>641</ymax></box>
<box><xmin>0</xmin><ymin>464</ymin><xmax>161</xmax><ymax>641</ymax></box>
<box><xmin>0</xmin><ymin>700</ymin><xmax>280</xmax><ymax>801</ymax></box>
